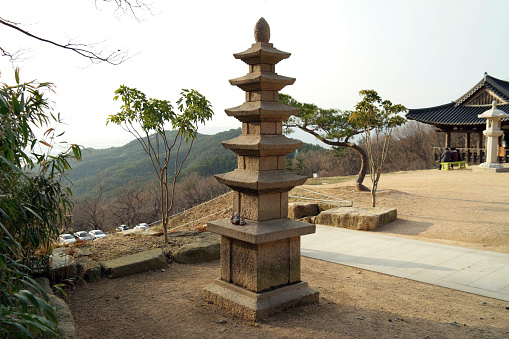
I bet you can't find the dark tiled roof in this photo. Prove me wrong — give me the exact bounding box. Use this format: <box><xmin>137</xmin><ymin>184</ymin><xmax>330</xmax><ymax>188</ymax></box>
<box><xmin>455</xmin><ymin>75</ymin><xmax>509</xmax><ymax>105</ymax></box>
<box><xmin>407</xmin><ymin>102</ymin><xmax>509</xmax><ymax>126</ymax></box>
<box><xmin>407</xmin><ymin>74</ymin><xmax>509</xmax><ymax>126</ymax></box>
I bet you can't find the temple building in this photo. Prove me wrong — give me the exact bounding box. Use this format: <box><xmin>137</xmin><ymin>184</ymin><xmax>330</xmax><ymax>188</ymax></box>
<box><xmin>406</xmin><ymin>73</ymin><xmax>509</xmax><ymax>163</ymax></box>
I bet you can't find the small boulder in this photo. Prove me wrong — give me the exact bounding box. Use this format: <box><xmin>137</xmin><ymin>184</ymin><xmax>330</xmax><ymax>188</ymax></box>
<box><xmin>288</xmin><ymin>202</ymin><xmax>319</xmax><ymax>220</ymax></box>
<box><xmin>76</xmin><ymin>258</ymin><xmax>101</xmax><ymax>283</ymax></box>
<box><xmin>173</xmin><ymin>240</ymin><xmax>220</xmax><ymax>264</ymax></box>
<box><xmin>84</xmin><ymin>262</ymin><xmax>102</xmax><ymax>283</ymax></box>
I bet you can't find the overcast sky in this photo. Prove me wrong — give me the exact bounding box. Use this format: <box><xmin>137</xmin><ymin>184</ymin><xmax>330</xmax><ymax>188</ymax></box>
<box><xmin>2</xmin><ymin>0</ymin><xmax>509</xmax><ymax>149</ymax></box>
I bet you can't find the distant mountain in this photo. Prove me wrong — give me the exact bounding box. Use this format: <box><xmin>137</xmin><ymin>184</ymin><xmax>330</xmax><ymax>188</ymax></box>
<box><xmin>67</xmin><ymin>128</ymin><xmax>323</xmax><ymax>199</ymax></box>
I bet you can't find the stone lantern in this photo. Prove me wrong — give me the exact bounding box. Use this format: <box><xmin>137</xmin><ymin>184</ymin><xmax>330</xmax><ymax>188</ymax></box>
<box><xmin>478</xmin><ymin>101</ymin><xmax>509</xmax><ymax>169</ymax></box>
<box><xmin>203</xmin><ymin>18</ymin><xmax>319</xmax><ymax>320</ymax></box>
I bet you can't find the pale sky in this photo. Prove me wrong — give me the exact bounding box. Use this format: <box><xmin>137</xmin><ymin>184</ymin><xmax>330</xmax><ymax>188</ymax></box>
<box><xmin>2</xmin><ymin>0</ymin><xmax>509</xmax><ymax>149</ymax></box>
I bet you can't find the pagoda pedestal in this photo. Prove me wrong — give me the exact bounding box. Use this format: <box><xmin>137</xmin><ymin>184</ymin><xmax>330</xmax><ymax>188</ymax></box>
<box><xmin>203</xmin><ymin>18</ymin><xmax>318</xmax><ymax>320</ymax></box>
<box><xmin>204</xmin><ymin>219</ymin><xmax>318</xmax><ymax>320</ymax></box>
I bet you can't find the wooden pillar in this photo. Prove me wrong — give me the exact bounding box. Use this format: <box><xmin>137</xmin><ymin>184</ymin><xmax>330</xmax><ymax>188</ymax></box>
<box><xmin>478</xmin><ymin>130</ymin><xmax>484</xmax><ymax>163</ymax></box>
<box><xmin>478</xmin><ymin>131</ymin><xmax>484</xmax><ymax>149</ymax></box>
<box><xmin>445</xmin><ymin>130</ymin><xmax>452</xmax><ymax>148</ymax></box>
<box><xmin>466</xmin><ymin>132</ymin><xmax>471</xmax><ymax>149</ymax></box>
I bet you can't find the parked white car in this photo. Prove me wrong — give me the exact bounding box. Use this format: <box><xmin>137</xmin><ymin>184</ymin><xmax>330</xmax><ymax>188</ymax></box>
<box><xmin>59</xmin><ymin>234</ymin><xmax>76</xmax><ymax>245</ymax></box>
<box><xmin>116</xmin><ymin>225</ymin><xmax>129</xmax><ymax>232</ymax></box>
<box><xmin>74</xmin><ymin>231</ymin><xmax>92</xmax><ymax>241</ymax></box>
<box><xmin>89</xmin><ymin>230</ymin><xmax>107</xmax><ymax>240</ymax></box>
<box><xmin>134</xmin><ymin>223</ymin><xmax>149</xmax><ymax>231</ymax></box>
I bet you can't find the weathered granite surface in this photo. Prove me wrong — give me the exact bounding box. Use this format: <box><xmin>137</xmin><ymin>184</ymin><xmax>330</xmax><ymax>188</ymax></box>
<box><xmin>316</xmin><ymin>207</ymin><xmax>397</xmax><ymax>230</ymax></box>
<box><xmin>101</xmin><ymin>248</ymin><xmax>167</xmax><ymax>278</ymax></box>
<box><xmin>173</xmin><ymin>239</ymin><xmax>220</xmax><ymax>264</ymax></box>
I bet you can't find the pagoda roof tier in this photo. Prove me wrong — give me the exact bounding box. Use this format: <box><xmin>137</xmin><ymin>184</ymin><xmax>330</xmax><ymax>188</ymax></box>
<box><xmin>222</xmin><ymin>135</ymin><xmax>303</xmax><ymax>156</ymax></box>
<box><xmin>407</xmin><ymin>73</ymin><xmax>509</xmax><ymax>127</ymax></box>
<box><xmin>225</xmin><ymin>101</ymin><xmax>299</xmax><ymax>122</ymax></box>
<box><xmin>229</xmin><ymin>72</ymin><xmax>296</xmax><ymax>92</ymax></box>
<box><xmin>215</xmin><ymin>169</ymin><xmax>307</xmax><ymax>194</ymax></box>
<box><xmin>234</xmin><ymin>42</ymin><xmax>291</xmax><ymax>65</ymax></box>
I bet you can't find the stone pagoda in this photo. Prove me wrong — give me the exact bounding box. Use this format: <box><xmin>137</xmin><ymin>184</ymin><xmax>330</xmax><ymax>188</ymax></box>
<box><xmin>203</xmin><ymin>18</ymin><xmax>319</xmax><ymax>320</ymax></box>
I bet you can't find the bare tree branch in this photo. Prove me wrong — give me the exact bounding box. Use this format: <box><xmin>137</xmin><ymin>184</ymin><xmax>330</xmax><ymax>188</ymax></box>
<box><xmin>0</xmin><ymin>16</ymin><xmax>129</xmax><ymax>65</ymax></box>
<box><xmin>0</xmin><ymin>0</ymin><xmax>152</xmax><ymax>64</ymax></box>
<box><xmin>96</xmin><ymin>0</ymin><xmax>153</xmax><ymax>21</ymax></box>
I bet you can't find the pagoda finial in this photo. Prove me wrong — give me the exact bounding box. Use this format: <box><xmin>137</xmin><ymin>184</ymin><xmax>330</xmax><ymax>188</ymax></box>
<box><xmin>492</xmin><ymin>100</ymin><xmax>497</xmax><ymax>108</ymax></box>
<box><xmin>254</xmin><ymin>17</ymin><xmax>270</xmax><ymax>43</ymax></box>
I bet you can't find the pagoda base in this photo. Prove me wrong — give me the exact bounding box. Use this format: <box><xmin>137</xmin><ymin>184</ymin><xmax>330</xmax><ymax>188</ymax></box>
<box><xmin>204</xmin><ymin>217</ymin><xmax>318</xmax><ymax>319</ymax></box>
<box><xmin>203</xmin><ymin>278</ymin><xmax>319</xmax><ymax>320</ymax></box>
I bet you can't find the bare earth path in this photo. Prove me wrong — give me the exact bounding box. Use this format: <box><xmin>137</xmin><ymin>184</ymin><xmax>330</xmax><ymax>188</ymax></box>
<box><xmin>67</xmin><ymin>169</ymin><xmax>509</xmax><ymax>338</ymax></box>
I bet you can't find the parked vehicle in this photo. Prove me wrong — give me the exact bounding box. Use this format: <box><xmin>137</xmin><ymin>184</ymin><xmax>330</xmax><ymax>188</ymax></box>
<box><xmin>59</xmin><ymin>234</ymin><xmax>76</xmax><ymax>245</ymax></box>
<box><xmin>74</xmin><ymin>231</ymin><xmax>92</xmax><ymax>241</ymax></box>
<box><xmin>89</xmin><ymin>230</ymin><xmax>107</xmax><ymax>240</ymax></box>
<box><xmin>134</xmin><ymin>223</ymin><xmax>149</xmax><ymax>231</ymax></box>
<box><xmin>116</xmin><ymin>225</ymin><xmax>129</xmax><ymax>232</ymax></box>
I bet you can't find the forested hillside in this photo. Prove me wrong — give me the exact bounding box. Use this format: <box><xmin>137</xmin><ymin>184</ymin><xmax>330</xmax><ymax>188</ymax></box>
<box><xmin>68</xmin><ymin>128</ymin><xmax>323</xmax><ymax>198</ymax></box>
<box><xmin>68</xmin><ymin>129</ymin><xmax>238</xmax><ymax>198</ymax></box>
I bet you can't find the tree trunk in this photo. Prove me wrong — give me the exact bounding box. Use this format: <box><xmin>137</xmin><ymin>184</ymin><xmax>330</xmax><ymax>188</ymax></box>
<box><xmin>350</xmin><ymin>144</ymin><xmax>370</xmax><ymax>192</ymax></box>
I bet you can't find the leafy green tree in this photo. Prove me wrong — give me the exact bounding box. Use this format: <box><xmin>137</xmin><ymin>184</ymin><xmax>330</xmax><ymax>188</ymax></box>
<box><xmin>349</xmin><ymin>90</ymin><xmax>406</xmax><ymax>207</ymax></box>
<box><xmin>280</xmin><ymin>94</ymin><xmax>370</xmax><ymax>191</ymax></box>
<box><xmin>108</xmin><ymin>86</ymin><xmax>213</xmax><ymax>243</ymax></box>
<box><xmin>0</xmin><ymin>69</ymin><xmax>81</xmax><ymax>338</ymax></box>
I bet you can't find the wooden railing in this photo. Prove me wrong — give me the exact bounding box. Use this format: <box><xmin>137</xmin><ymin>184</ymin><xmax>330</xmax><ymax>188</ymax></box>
<box><xmin>433</xmin><ymin>147</ymin><xmax>509</xmax><ymax>164</ymax></box>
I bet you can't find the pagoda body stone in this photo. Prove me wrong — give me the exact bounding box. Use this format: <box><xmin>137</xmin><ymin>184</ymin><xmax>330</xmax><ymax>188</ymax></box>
<box><xmin>203</xmin><ymin>18</ymin><xmax>318</xmax><ymax>320</ymax></box>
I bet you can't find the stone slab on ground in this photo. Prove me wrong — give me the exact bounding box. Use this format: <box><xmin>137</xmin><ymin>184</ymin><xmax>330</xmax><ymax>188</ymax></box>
<box><xmin>101</xmin><ymin>248</ymin><xmax>167</xmax><ymax>278</ymax></box>
<box><xmin>35</xmin><ymin>277</ymin><xmax>76</xmax><ymax>339</ymax></box>
<box><xmin>173</xmin><ymin>238</ymin><xmax>220</xmax><ymax>264</ymax></box>
<box><xmin>315</xmin><ymin>207</ymin><xmax>397</xmax><ymax>230</ymax></box>
<box><xmin>472</xmin><ymin>165</ymin><xmax>509</xmax><ymax>173</ymax></box>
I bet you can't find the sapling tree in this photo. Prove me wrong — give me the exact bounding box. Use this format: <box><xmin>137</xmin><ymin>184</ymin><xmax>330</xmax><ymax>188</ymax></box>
<box><xmin>348</xmin><ymin>90</ymin><xmax>406</xmax><ymax>207</ymax></box>
<box><xmin>280</xmin><ymin>94</ymin><xmax>370</xmax><ymax>191</ymax></box>
<box><xmin>107</xmin><ymin>86</ymin><xmax>213</xmax><ymax>243</ymax></box>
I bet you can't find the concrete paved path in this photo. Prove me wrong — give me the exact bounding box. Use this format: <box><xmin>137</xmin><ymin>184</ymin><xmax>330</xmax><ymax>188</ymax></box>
<box><xmin>301</xmin><ymin>225</ymin><xmax>509</xmax><ymax>302</ymax></box>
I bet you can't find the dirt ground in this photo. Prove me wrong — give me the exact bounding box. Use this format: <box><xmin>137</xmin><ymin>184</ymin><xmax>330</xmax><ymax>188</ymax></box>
<box><xmin>66</xmin><ymin>169</ymin><xmax>509</xmax><ymax>338</ymax></box>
